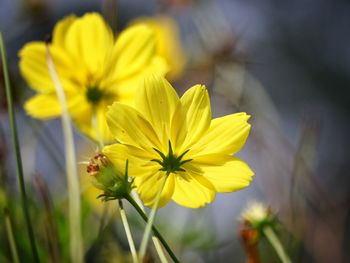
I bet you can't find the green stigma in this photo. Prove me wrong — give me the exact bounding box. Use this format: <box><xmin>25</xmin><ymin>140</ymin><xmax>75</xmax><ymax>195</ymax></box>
<box><xmin>151</xmin><ymin>141</ymin><xmax>192</xmax><ymax>175</ymax></box>
<box><xmin>86</xmin><ymin>86</ymin><xmax>104</xmax><ymax>105</ymax></box>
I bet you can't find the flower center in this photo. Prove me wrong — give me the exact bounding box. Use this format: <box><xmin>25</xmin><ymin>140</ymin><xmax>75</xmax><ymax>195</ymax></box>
<box><xmin>86</xmin><ymin>86</ymin><xmax>104</xmax><ymax>105</ymax></box>
<box><xmin>151</xmin><ymin>141</ymin><xmax>192</xmax><ymax>175</ymax></box>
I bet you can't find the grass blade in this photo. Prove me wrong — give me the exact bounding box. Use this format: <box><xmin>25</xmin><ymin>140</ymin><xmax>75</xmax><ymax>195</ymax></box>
<box><xmin>0</xmin><ymin>32</ymin><xmax>40</xmax><ymax>262</ymax></box>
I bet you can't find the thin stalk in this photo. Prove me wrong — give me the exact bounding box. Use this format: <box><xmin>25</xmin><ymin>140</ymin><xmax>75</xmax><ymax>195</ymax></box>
<box><xmin>152</xmin><ymin>236</ymin><xmax>169</xmax><ymax>263</ymax></box>
<box><xmin>132</xmin><ymin>191</ymin><xmax>168</xmax><ymax>263</ymax></box>
<box><xmin>34</xmin><ymin>175</ymin><xmax>60</xmax><ymax>263</ymax></box>
<box><xmin>4</xmin><ymin>209</ymin><xmax>20</xmax><ymax>263</ymax></box>
<box><xmin>118</xmin><ymin>200</ymin><xmax>139</xmax><ymax>263</ymax></box>
<box><xmin>138</xmin><ymin>175</ymin><xmax>168</xmax><ymax>261</ymax></box>
<box><xmin>125</xmin><ymin>195</ymin><xmax>179</xmax><ymax>263</ymax></box>
<box><xmin>0</xmin><ymin>32</ymin><xmax>40</xmax><ymax>262</ymax></box>
<box><xmin>263</xmin><ymin>226</ymin><xmax>292</xmax><ymax>263</ymax></box>
<box><xmin>45</xmin><ymin>45</ymin><xmax>83</xmax><ymax>263</ymax></box>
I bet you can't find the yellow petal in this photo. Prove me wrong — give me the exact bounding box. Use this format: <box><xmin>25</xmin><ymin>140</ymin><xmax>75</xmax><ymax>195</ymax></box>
<box><xmin>102</xmin><ymin>56</ymin><xmax>169</xmax><ymax>106</ymax></box>
<box><xmin>135</xmin><ymin>75</ymin><xmax>179</xmax><ymax>146</ymax></box>
<box><xmin>52</xmin><ymin>15</ymin><xmax>77</xmax><ymax>47</ymax></box>
<box><xmin>19</xmin><ymin>42</ymin><xmax>72</xmax><ymax>92</ymax></box>
<box><xmin>172</xmin><ymin>172</ymin><xmax>215</xmax><ymax>208</ymax></box>
<box><xmin>103</xmin><ymin>144</ymin><xmax>158</xmax><ymax>177</ymax></box>
<box><xmin>106</xmin><ymin>102</ymin><xmax>162</xmax><ymax>150</ymax></box>
<box><xmin>64</xmin><ymin>12</ymin><xmax>114</xmax><ymax>76</ymax></box>
<box><xmin>129</xmin><ymin>15</ymin><xmax>187</xmax><ymax>81</ymax></box>
<box><xmin>24</xmin><ymin>93</ymin><xmax>61</xmax><ymax>119</ymax></box>
<box><xmin>134</xmin><ymin>173</ymin><xmax>175</xmax><ymax>208</ymax></box>
<box><xmin>181</xmin><ymin>162</ymin><xmax>216</xmax><ymax>191</ymax></box>
<box><xmin>65</xmin><ymin>89</ymin><xmax>91</xmax><ymax>118</ymax></box>
<box><xmin>191</xmin><ymin>112</ymin><xmax>251</xmax><ymax>156</ymax></box>
<box><xmin>145</xmin><ymin>56</ymin><xmax>169</xmax><ymax>77</ymax></box>
<box><xmin>94</xmin><ymin>106</ymin><xmax>113</xmax><ymax>142</ymax></box>
<box><xmin>193</xmin><ymin>155</ymin><xmax>254</xmax><ymax>192</ymax></box>
<box><xmin>73</xmin><ymin>104</ymin><xmax>114</xmax><ymax>143</ymax></box>
<box><xmin>170</xmin><ymin>101</ymin><xmax>187</xmax><ymax>152</ymax></box>
<box><xmin>179</xmin><ymin>84</ymin><xmax>211</xmax><ymax>151</ymax></box>
<box><xmin>111</xmin><ymin>24</ymin><xmax>159</xmax><ymax>81</ymax></box>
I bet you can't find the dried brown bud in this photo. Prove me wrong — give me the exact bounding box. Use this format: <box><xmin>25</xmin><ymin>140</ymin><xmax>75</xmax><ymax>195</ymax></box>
<box><xmin>86</xmin><ymin>152</ymin><xmax>109</xmax><ymax>176</ymax></box>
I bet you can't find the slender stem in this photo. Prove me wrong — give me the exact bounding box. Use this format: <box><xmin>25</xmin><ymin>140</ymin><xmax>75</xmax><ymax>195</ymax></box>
<box><xmin>263</xmin><ymin>226</ymin><xmax>292</xmax><ymax>263</ymax></box>
<box><xmin>34</xmin><ymin>175</ymin><xmax>61</xmax><ymax>263</ymax></box>
<box><xmin>0</xmin><ymin>32</ymin><xmax>40</xmax><ymax>262</ymax></box>
<box><xmin>4</xmin><ymin>209</ymin><xmax>20</xmax><ymax>263</ymax></box>
<box><xmin>152</xmin><ymin>236</ymin><xmax>169</xmax><ymax>263</ymax></box>
<box><xmin>46</xmin><ymin>45</ymin><xmax>83</xmax><ymax>263</ymax></box>
<box><xmin>132</xmin><ymin>191</ymin><xmax>168</xmax><ymax>263</ymax></box>
<box><xmin>139</xmin><ymin>176</ymin><xmax>168</xmax><ymax>260</ymax></box>
<box><xmin>118</xmin><ymin>200</ymin><xmax>139</xmax><ymax>263</ymax></box>
<box><xmin>125</xmin><ymin>195</ymin><xmax>179</xmax><ymax>263</ymax></box>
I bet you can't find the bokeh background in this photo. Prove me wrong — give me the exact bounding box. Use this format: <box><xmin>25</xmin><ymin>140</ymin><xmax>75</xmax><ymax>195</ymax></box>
<box><xmin>0</xmin><ymin>0</ymin><xmax>349</xmax><ymax>262</ymax></box>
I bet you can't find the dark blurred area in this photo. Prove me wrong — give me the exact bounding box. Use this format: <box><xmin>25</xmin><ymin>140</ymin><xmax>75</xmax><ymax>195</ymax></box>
<box><xmin>0</xmin><ymin>0</ymin><xmax>349</xmax><ymax>262</ymax></box>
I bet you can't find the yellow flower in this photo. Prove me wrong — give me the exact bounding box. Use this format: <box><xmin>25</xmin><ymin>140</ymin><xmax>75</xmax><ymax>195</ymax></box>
<box><xmin>103</xmin><ymin>75</ymin><xmax>254</xmax><ymax>208</ymax></box>
<box><xmin>130</xmin><ymin>15</ymin><xmax>186</xmax><ymax>81</ymax></box>
<box><xmin>19</xmin><ymin>12</ymin><xmax>168</xmax><ymax>142</ymax></box>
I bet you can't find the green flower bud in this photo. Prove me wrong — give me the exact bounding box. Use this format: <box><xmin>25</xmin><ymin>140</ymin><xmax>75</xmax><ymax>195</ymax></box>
<box><xmin>86</xmin><ymin>153</ymin><xmax>133</xmax><ymax>201</ymax></box>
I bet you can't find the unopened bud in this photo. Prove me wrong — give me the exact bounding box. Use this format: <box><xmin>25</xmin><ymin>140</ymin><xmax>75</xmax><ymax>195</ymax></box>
<box><xmin>86</xmin><ymin>154</ymin><xmax>133</xmax><ymax>201</ymax></box>
<box><xmin>240</xmin><ymin>201</ymin><xmax>276</xmax><ymax>231</ymax></box>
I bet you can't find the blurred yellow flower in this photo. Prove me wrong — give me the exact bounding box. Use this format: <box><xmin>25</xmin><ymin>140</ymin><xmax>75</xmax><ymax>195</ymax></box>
<box><xmin>130</xmin><ymin>15</ymin><xmax>186</xmax><ymax>81</ymax></box>
<box><xmin>19</xmin><ymin>12</ymin><xmax>168</xmax><ymax>142</ymax></box>
<box><xmin>103</xmin><ymin>75</ymin><xmax>254</xmax><ymax>208</ymax></box>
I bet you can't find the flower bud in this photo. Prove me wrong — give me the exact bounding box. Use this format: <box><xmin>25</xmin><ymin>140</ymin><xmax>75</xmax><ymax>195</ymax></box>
<box><xmin>240</xmin><ymin>201</ymin><xmax>276</xmax><ymax>231</ymax></box>
<box><xmin>86</xmin><ymin>153</ymin><xmax>133</xmax><ymax>201</ymax></box>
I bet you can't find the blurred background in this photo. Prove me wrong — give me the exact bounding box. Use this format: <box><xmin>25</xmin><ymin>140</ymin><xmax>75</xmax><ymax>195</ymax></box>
<box><xmin>0</xmin><ymin>0</ymin><xmax>349</xmax><ymax>262</ymax></box>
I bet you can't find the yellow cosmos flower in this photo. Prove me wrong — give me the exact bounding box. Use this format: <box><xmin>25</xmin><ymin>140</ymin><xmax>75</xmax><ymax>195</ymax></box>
<box><xmin>19</xmin><ymin>12</ymin><xmax>168</xmax><ymax>142</ymax></box>
<box><xmin>130</xmin><ymin>15</ymin><xmax>186</xmax><ymax>81</ymax></box>
<box><xmin>103</xmin><ymin>75</ymin><xmax>254</xmax><ymax>208</ymax></box>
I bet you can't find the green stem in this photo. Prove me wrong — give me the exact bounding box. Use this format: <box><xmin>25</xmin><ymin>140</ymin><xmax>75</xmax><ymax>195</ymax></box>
<box><xmin>118</xmin><ymin>200</ymin><xmax>139</xmax><ymax>263</ymax></box>
<box><xmin>125</xmin><ymin>195</ymin><xmax>179</xmax><ymax>263</ymax></box>
<box><xmin>263</xmin><ymin>226</ymin><xmax>292</xmax><ymax>263</ymax></box>
<box><xmin>4</xmin><ymin>209</ymin><xmax>20</xmax><ymax>263</ymax></box>
<box><xmin>131</xmin><ymin>192</ymin><xmax>168</xmax><ymax>263</ymax></box>
<box><xmin>152</xmin><ymin>236</ymin><xmax>169</xmax><ymax>263</ymax></box>
<box><xmin>139</xmin><ymin>176</ymin><xmax>167</xmax><ymax>260</ymax></box>
<box><xmin>46</xmin><ymin>45</ymin><xmax>83</xmax><ymax>263</ymax></box>
<box><xmin>0</xmin><ymin>32</ymin><xmax>40</xmax><ymax>263</ymax></box>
